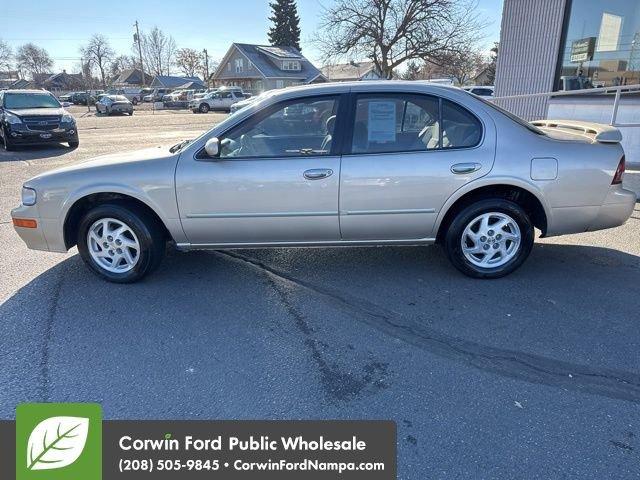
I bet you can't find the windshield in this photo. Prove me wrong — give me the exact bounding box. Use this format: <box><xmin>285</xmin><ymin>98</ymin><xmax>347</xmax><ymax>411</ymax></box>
<box><xmin>5</xmin><ymin>93</ymin><xmax>60</xmax><ymax>109</ymax></box>
<box><xmin>476</xmin><ymin>96</ymin><xmax>545</xmax><ymax>136</ymax></box>
<box><xmin>111</xmin><ymin>95</ymin><xmax>128</xmax><ymax>102</ymax></box>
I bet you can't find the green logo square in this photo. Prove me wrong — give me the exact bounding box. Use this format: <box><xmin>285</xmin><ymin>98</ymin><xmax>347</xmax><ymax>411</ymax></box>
<box><xmin>16</xmin><ymin>403</ymin><xmax>102</xmax><ymax>480</ymax></box>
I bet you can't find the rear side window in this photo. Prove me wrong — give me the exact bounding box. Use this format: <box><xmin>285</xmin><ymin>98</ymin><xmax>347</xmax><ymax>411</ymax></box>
<box><xmin>351</xmin><ymin>94</ymin><xmax>440</xmax><ymax>154</ymax></box>
<box><xmin>441</xmin><ymin>100</ymin><xmax>482</xmax><ymax>149</ymax></box>
<box><xmin>349</xmin><ymin>94</ymin><xmax>482</xmax><ymax>154</ymax></box>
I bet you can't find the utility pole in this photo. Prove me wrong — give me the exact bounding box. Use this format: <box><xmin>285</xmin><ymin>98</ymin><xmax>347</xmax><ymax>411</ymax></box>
<box><xmin>203</xmin><ymin>49</ymin><xmax>209</xmax><ymax>88</ymax></box>
<box><xmin>81</xmin><ymin>56</ymin><xmax>90</xmax><ymax>113</ymax></box>
<box><xmin>134</xmin><ymin>20</ymin><xmax>146</xmax><ymax>87</ymax></box>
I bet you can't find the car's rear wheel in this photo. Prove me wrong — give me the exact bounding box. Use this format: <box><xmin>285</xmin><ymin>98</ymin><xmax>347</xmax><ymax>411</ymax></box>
<box><xmin>444</xmin><ymin>199</ymin><xmax>534</xmax><ymax>278</ymax></box>
<box><xmin>199</xmin><ymin>103</ymin><xmax>210</xmax><ymax>113</ymax></box>
<box><xmin>77</xmin><ymin>204</ymin><xmax>165</xmax><ymax>283</ymax></box>
<box><xmin>132</xmin><ymin>98</ymin><xmax>138</xmax><ymax>105</ymax></box>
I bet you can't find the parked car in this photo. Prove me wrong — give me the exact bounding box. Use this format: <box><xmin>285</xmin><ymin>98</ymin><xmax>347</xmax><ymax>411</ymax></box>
<box><xmin>189</xmin><ymin>88</ymin><xmax>245</xmax><ymax>113</ymax></box>
<box><xmin>58</xmin><ymin>92</ymin><xmax>76</xmax><ymax>102</ymax></box>
<box><xmin>108</xmin><ymin>88</ymin><xmax>142</xmax><ymax>105</ymax></box>
<box><xmin>11</xmin><ymin>81</ymin><xmax>636</xmax><ymax>283</ymax></box>
<box><xmin>462</xmin><ymin>85</ymin><xmax>495</xmax><ymax>98</ymax></box>
<box><xmin>72</xmin><ymin>91</ymin><xmax>103</xmax><ymax>106</ymax></box>
<box><xmin>143</xmin><ymin>88</ymin><xmax>173</xmax><ymax>102</ymax></box>
<box><xmin>0</xmin><ymin>89</ymin><xmax>79</xmax><ymax>150</ymax></box>
<box><xmin>229</xmin><ymin>93</ymin><xmax>267</xmax><ymax>114</ymax></box>
<box><xmin>95</xmin><ymin>95</ymin><xmax>134</xmax><ymax>115</ymax></box>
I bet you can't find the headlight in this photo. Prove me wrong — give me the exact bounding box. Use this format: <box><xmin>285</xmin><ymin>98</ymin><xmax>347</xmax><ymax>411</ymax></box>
<box><xmin>6</xmin><ymin>112</ymin><xmax>22</xmax><ymax>125</ymax></box>
<box><xmin>21</xmin><ymin>187</ymin><xmax>37</xmax><ymax>206</ymax></box>
<box><xmin>61</xmin><ymin>113</ymin><xmax>75</xmax><ymax>124</ymax></box>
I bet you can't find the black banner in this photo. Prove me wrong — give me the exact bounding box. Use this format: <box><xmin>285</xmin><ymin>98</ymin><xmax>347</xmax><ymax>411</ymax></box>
<box><xmin>2</xmin><ymin>420</ymin><xmax>396</xmax><ymax>479</ymax></box>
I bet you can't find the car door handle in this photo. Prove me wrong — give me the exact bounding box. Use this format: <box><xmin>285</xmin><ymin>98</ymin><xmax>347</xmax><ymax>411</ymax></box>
<box><xmin>451</xmin><ymin>163</ymin><xmax>482</xmax><ymax>174</ymax></box>
<box><xmin>304</xmin><ymin>168</ymin><xmax>333</xmax><ymax>180</ymax></box>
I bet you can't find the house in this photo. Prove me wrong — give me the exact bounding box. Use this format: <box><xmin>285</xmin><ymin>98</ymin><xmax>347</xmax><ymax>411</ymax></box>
<box><xmin>0</xmin><ymin>71</ymin><xmax>20</xmax><ymax>89</ymax></box>
<box><xmin>472</xmin><ymin>66</ymin><xmax>493</xmax><ymax>86</ymax></box>
<box><xmin>28</xmin><ymin>71</ymin><xmax>84</xmax><ymax>91</ymax></box>
<box><xmin>149</xmin><ymin>75</ymin><xmax>204</xmax><ymax>89</ymax></box>
<box><xmin>212</xmin><ymin>43</ymin><xmax>326</xmax><ymax>94</ymax></box>
<box><xmin>44</xmin><ymin>71</ymin><xmax>84</xmax><ymax>91</ymax></box>
<box><xmin>174</xmin><ymin>80</ymin><xmax>206</xmax><ymax>90</ymax></box>
<box><xmin>320</xmin><ymin>61</ymin><xmax>382</xmax><ymax>82</ymax></box>
<box><xmin>112</xmin><ymin>68</ymin><xmax>152</xmax><ymax>87</ymax></box>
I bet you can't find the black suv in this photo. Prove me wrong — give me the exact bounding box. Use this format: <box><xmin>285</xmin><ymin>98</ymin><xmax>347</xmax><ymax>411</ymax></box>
<box><xmin>0</xmin><ymin>90</ymin><xmax>79</xmax><ymax>150</ymax></box>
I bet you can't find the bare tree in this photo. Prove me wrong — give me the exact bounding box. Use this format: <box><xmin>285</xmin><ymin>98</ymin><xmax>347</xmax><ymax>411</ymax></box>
<box><xmin>317</xmin><ymin>0</ymin><xmax>485</xmax><ymax>79</ymax></box>
<box><xmin>435</xmin><ymin>48</ymin><xmax>485</xmax><ymax>85</ymax></box>
<box><xmin>81</xmin><ymin>34</ymin><xmax>114</xmax><ymax>87</ymax></box>
<box><xmin>485</xmin><ymin>42</ymin><xmax>498</xmax><ymax>85</ymax></box>
<box><xmin>0</xmin><ymin>38</ymin><xmax>12</xmax><ymax>71</ymax></box>
<box><xmin>15</xmin><ymin>43</ymin><xmax>53</xmax><ymax>79</ymax></box>
<box><xmin>175</xmin><ymin>48</ymin><xmax>203</xmax><ymax>77</ymax></box>
<box><xmin>401</xmin><ymin>60</ymin><xmax>424</xmax><ymax>80</ymax></box>
<box><xmin>141</xmin><ymin>27</ymin><xmax>177</xmax><ymax>76</ymax></box>
<box><xmin>110</xmin><ymin>55</ymin><xmax>137</xmax><ymax>78</ymax></box>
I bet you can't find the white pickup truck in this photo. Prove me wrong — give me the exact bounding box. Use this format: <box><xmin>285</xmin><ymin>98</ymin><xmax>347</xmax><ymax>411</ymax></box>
<box><xmin>189</xmin><ymin>88</ymin><xmax>246</xmax><ymax>113</ymax></box>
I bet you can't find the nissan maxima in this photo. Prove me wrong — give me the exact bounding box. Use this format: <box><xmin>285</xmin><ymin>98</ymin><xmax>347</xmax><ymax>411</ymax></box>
<box><xmin>11</xmin><ymin>82</ymin><xmax>636</xmax><ymax>282</ymax></box>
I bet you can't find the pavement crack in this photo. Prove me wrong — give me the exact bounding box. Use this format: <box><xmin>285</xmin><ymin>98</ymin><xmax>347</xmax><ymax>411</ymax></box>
<box><xmin>39</xmin><ymin>266</ymin><xmax>65</xmax><ymax>402</ymax></box>
<box><xmin>219</xmin><ymin>251</ymin><xmax>389</xmax><ymax>403</ymax></box>
<box><xmin>216</xmin><ymin>250</ymin><xmax>640</xmax><ymax>404</ymax></box>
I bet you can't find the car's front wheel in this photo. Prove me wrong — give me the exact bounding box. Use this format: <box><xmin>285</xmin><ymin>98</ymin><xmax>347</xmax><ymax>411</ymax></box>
<box><xmin>444</xmin><ymin>199</ymin><xmax>534</xmax><ymax>279</ymax></box>
<box><xmin>2</xmin><ymin>131</ymin><xmax>14</xmax><ymax>151</ymax></box>
<box><xmin>199</xmin><ymin>103</ymin><xmax>210</xmax><ymax>113</ymax></box>
<box><xmin>77</xmin><ymin>204</ymin><xmax>165</xmax><ymax>283</ymax></box>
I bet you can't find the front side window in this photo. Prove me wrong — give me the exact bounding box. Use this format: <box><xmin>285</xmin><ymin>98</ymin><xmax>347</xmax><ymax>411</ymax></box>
<box><xmin>350</xmin><ymin>94</ymin><xmax>440</xmax><ymax>154</ymax></box>
<box><xmin>219</xmin><ymin>96</ymin><xmax>339</xmax><ymax>158</ymax></box>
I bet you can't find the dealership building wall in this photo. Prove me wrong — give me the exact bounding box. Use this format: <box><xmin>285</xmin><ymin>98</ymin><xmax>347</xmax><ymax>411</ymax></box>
<box><xmin>495</xmin><ymin>0</ymin><xmax>640</xmax><ymax>162</ymax></box>
<box><xmin>494</xmin><ymin>0</ymin><xmax>568</xmax><ymax>120</ymax></box>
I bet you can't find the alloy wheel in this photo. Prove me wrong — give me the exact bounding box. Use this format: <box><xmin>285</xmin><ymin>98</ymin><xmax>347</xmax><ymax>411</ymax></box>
<box><xmin>87</xmin><ymin>218</ymin><xmax>140</xmax><ymax>273</ymax></box>
<box><xmin>461</xmin><ymin>212</ymin><xmax>521</xmax><ymax>268</ymax></box>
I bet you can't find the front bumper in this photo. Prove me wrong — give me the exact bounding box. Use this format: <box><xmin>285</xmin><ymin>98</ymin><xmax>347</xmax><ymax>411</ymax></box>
<box><xmin>4</xmin><ymin>124</ymin><xmax>78</xmax><ymax>145</ymax></box>
<box><xmin>11</xmin><ymin>204</ymin><xmax>67</xmax><ymax>253</ymax></box>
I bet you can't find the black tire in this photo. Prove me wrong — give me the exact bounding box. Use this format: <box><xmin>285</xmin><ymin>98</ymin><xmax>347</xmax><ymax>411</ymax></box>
<box><xmin>68</xmin><ymin>140</ymin><xmax>79</xmax><ymax>148</ymax></box>
<box><xmin>2</xmin><ymin>132</ymin><xmax>14</xmax><ymax>151</ymax></box>
<box><xmin>77</xmin><ymin>203</ymin><xmax>165</xmax><ymax>283</ymax></box>
<box><xmin>444</xmin><ymin>198</ymin><xmax>534</xmax><ymax>279</ymax></box>
<box><xmin>132</xmin><ymin>97</ymin><xmax>138</xmax><ymax>105</ymax></box>
<box><xmin>199</xmin><ymin>103</ymin><xmax>210</xmax><ymax>113</ymax></box>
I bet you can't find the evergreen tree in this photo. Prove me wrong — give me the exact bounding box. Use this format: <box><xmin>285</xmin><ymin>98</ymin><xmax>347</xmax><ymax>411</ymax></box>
<box><xmin>268</xmin><ymin>0</ymin><xmax>301</xmax><ymax>51</ymax></box>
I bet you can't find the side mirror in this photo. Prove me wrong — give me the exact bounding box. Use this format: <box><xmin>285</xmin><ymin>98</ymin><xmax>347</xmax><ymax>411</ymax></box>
<box><xmin>204</xmin><ymin>137</ymin><xmax>220</xmax><ymax>157</ymax></box>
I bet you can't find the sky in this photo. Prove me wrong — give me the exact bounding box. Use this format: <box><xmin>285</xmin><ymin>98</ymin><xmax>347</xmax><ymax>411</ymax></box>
<box><xmin>1</xmin><ymin>0</ymin><xmax>504</xmax><ymax>74</ymax></box>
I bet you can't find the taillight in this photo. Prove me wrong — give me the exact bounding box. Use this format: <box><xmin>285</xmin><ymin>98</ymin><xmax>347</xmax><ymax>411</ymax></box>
<box><xmin>612</xmin><ymin>155</ymin><xmax>625</xmax><ymax>184</ymax></box>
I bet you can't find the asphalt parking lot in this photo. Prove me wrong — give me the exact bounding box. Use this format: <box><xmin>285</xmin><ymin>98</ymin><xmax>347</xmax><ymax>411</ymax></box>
<box><xmin>1</xmin><ymin>107</ymin><xmax>639</xmax><ymax>478</ymax></box>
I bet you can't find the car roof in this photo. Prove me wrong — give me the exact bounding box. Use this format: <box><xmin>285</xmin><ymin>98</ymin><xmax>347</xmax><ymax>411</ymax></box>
<box><xmin>262</xmin><ymin>80</ymin><xmax>470</xmax><ymax>101</ymax></box>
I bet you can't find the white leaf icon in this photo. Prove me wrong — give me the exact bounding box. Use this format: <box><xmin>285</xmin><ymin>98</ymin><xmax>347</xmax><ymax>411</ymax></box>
<box><xmin>26</xmin><ymin>416</ymin><xmax>89</xmax><ymax>470</ymax></box>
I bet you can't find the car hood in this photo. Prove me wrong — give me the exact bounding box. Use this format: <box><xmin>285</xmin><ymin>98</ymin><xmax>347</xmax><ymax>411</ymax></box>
<box><xmin>7</xmin><ymin>107</ymin><xmax>66</xmax><ymax>117</ymax></box>
<box><xmin>27</xmin><ymin>146</ymin><xmax>177</xmax><ymax>185</ymax></box>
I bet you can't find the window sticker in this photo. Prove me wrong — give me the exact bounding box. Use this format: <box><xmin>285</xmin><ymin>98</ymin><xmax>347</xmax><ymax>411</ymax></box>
<box><xmin>368</xmin><ymin>101</ymin><xmax>396</xmax><ymax>143</ymax></box>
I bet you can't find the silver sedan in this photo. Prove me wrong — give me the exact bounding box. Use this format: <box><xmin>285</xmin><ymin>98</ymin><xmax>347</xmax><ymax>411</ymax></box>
<box><xmin>11</xmin><ymin>82</ymin><xmax>636</xmax><ymax>282</ymax></box>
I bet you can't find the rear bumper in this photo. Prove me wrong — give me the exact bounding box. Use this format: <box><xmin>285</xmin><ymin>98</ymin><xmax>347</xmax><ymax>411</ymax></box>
<box><xmin>588</xmin><ymin>187</ymin><xmax>637</xmax><ymax>232</ymax></box>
